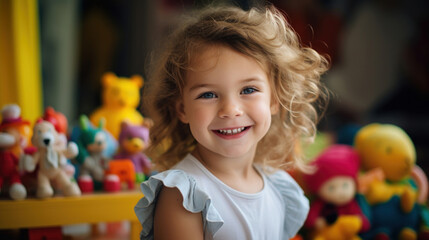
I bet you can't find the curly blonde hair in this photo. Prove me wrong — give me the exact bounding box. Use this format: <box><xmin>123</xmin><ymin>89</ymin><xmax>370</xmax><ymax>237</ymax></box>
<box><xmin>144</xmin><ymin>4</ymin><xmax>329</xmax><ymax>172</ymax></box>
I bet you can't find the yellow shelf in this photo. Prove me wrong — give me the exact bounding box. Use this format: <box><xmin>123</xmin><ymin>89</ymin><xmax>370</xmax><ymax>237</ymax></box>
<box><xmin>0</xmin><ymin>191</ymin><xmax>143</xmax><ymax>239</ymax></box>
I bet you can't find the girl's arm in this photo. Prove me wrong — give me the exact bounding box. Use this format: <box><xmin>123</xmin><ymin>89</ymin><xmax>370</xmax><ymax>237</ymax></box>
<box><xmin>154</xmin><ymin>186</ymin><xmax>204</xmax><ymax>240</ymax></box>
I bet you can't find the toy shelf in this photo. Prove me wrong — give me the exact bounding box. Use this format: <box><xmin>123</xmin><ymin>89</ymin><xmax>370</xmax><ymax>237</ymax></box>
<box><xmin>0</xmin><ymin>190</ymin><xmax>143</xmax><ymax>239</ymax></box>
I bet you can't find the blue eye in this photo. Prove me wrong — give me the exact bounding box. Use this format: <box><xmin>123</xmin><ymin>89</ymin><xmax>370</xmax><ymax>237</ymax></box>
<box><xmin>241</xmin><ymin>87</ymin><xmax>257</xmax><ymax>95</ymax></box>
<box><xmin>198</xmin><ymin>92</ymin><xmax>216</xmax><ymax>99</ymax></box>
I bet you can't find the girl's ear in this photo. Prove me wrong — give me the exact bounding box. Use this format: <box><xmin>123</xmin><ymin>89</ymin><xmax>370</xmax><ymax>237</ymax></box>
<box><xmin>175</xmin><ymin>100</ymin><xmax>189</xmax><ymax>124</ymax></box>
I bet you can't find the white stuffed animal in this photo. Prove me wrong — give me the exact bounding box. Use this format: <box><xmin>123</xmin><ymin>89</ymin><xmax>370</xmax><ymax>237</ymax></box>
<box><xmin>23</xmin><ymin>120</ymin><xmax>80</xmax><ymax>198</ymax></box>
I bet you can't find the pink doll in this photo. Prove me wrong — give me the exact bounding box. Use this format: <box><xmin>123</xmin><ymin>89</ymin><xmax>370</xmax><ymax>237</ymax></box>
<box><xmin>303</xmin><ymin>144</ymin><xmax>370</xmax><ymax>239</ymax></box>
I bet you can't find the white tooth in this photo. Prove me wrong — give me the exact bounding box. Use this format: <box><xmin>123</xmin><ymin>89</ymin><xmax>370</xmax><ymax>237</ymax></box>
<box><xmin>232</xmin><ymin>129</ymin><xmax>238</xmax><ymax>134</ymax></box>
<box><xmin>227</xmin><ymin>129</ymin><xmax>232</xmax><ymax>134</ymax></box>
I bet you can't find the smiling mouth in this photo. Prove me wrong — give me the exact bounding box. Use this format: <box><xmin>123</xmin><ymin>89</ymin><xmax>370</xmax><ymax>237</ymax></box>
<box><xmin>215</xmin><ymin>127</ymin><xmax>248</xmax><ymax>135</ymax></box>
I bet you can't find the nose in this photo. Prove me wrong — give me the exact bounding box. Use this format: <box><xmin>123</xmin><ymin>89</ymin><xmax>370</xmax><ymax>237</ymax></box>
<box><xmin>218</xmin><ymin>97</ymin><xmax>243</xmax><ymax>118</ymax></box>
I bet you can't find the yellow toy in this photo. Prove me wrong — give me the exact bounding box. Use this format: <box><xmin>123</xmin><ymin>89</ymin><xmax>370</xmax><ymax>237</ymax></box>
<box><xmin>90</xmin><ymin>72</ymin><xmax>145</xmax><ymax>139</ymax></box>
<box><xmin>312</xmin><ymin>215</ymin><xmax>362</xmax><ymax>240</ymax></box>
<box><xmin>355</xmin><ymin>124</ymin><xmax>417</xmax><ymax>209</ymax></box>
<box><xmin>354</xmin><ymin>123</ymin><xmax>424</xmax><ymax>240</ymax></box>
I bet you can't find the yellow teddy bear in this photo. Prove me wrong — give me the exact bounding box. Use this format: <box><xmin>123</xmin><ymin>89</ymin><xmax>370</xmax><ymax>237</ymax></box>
<box><xmin>90</xmin><ymin>72</ymin><xmax>145</xmax><ymax>139</ymax></box>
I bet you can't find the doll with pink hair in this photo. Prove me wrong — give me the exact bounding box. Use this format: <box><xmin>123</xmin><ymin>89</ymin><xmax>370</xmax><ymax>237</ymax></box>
<box><xmin>303</xmin><ymin>145</ymin><xmax>370</xmax><ymax>239</ymax></box>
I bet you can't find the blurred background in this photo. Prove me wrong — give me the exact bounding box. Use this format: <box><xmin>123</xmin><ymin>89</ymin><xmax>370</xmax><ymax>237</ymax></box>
<box><xmin>1</xmin><ymin>0</ymin><xmax>428</xmax><ymax>170</ymax></box>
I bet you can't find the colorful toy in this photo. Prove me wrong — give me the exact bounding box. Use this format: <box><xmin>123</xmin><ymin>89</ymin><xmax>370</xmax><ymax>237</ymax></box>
<box><xmin>23</xmin><ymin>120</ymin><xmax>80</xmax><ymax>198</ymax></box>
<box><xmin>0</xmin><ymin>104</ymin><xmax>32</xmax><ymax>200</ymax></box>
<box><xmin>42</xmin><ymin>107</ymin><xmax>77</xmax><ymax>176</ymax></box>
<box><xmin>106</xmin><ymin>159</ymin><xmax>135</xmax><ymax>190</ymax></box>
<box><xmin>74</xmin><ymin>115</ymin><xmax>119</xmax><ymax>192</ymax></box>
<box><xmin>355</xmin><ymin>123</ymin><xmax>425</xmax><ymax>239</ymax></box>
<box><xmin>70</xmin><ymin>121</ymin><xmax>118</xmax><ymax>161</ymax></box>
<box><xmin>0</xmin><ymin>132</ymin><xmax>27</xmax><ymax>200</ymax></box>
<box><xmin>42</xmin><ymin>106</ymin><xmax>68</xmax><ymax>135</ymax></box>
<box><xmin>303</xmin><ymin>145</ymin><xmax>370</xmax><ymax>240</ymax></box>
<box><xmin>114</xmin><ymin>121</ymin><xmax>152</xmax><ymax>182</ymax></box>
<box><xmin>0</xmin><ymin>104</ymin><xmax>32</xmax><ymax>158</ymax></box>
<box><xmin>89</xmin><ymin>72</ymin><xmax>146</xmax><ymax>139</ymax></box>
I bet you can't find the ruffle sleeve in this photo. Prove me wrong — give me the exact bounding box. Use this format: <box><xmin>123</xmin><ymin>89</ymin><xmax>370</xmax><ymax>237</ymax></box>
<box><xmin>266</xmin><ymin>170</ymin><xmax>310</xmax><ymax>239</ymax></box>
<box><xmin>134</xmin><ymin>170</ymin><xmax>224</xmax><ymax>240</ymax></box>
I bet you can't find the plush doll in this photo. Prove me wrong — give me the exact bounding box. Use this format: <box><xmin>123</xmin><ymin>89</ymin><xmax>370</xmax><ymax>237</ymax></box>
<box><xmin>89</xmin><ymin>72</ymin><xmax>148</xmax><ymax>139</ymax></box>
<box><xmin>42</xmin><ymin>107</ymin><xmax>76</xmax><ymax>176</ymax></box>
<box><xmin>355</xmin><ymin>123</ymin><xmax>425</xmax><ymax>240</ymax></box>
<box><xmin>22</xmin><ymin>120</ymin><xmax>81</xmax><ymax>198</ymax></box>
<box><xmin>0</xmin><ymin>104</ymin><xmax>32</xmax><ymax>158</ymax></box>
<box><xmin>74</xmin><ymin>115</ymin><xmax>120</xmax><ymax>192</ymax></box>
<box><xmin>303</xmin><ymin>144</ymin><xmax>371</xmax><ymax>240</ymax></box>
<box><xmin>0</xmin><ymin>132</ymin><xmax>27</xmax><ymax>200</ymax></box>
<box><xmin>114</xmin><ymin>121</ymin><xmax>152</xmax><ymax>183</ymax></box>
<box><xmin>0</xmin><ymin>104</ymin><xmax>32</xmax><ymax>200</ymax></box>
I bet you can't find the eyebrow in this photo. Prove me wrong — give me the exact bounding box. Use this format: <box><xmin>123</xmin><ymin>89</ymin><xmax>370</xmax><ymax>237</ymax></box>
<box><xmin>188</xmin><ymin>83</ymin><xmax>213</xmax><ymax>92</ymax></box>
<box><xmin>188</xmin><ymin>77</ymin><xmax>265</xmax><ymax>92</ymax></box>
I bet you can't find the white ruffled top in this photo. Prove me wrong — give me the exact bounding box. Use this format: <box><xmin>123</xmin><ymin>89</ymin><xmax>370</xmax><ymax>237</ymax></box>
<box><xmin>134</xmin><ymin>154</ymin><xmax>309</xmax><ymax>240</ymax></box>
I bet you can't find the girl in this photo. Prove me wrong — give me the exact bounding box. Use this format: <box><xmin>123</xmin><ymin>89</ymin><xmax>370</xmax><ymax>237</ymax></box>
<box><xmin>135</xmin><ymin>4</ymin><xmax>328</xmax><ymax>240</ymax></box>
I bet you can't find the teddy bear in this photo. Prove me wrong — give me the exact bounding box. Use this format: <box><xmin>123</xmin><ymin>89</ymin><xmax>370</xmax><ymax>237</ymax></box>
<box><xmin>0</xmin><ymin>104</ymin><xmax>32</xmax><ymax>200</ymax></box>
<box><xmin>354</xmin><ymin>123</ymin><xmax>425</xmax><ymax>240</ymax></box>
<box><xmin>114</xmin><ymin>121</ymin><xmax>152</xmax><ymax>183</ymax></box>
<box><xmin>74</xmin><ymin>115</ymin><xmax>120</xmax><ymax>192</ymax></box>
<box><xmin>23</xmin><ymin>120</ymin><xmax>81</xmax><ymax>198</ymax></box>
<box><xmin>303</xmin><ymin>144</ymin><xmax>371</xmax><ymax>240</ymax></box>
<box><xmin>89</xmin><ymin>72</ymin><xmax>147</xmax><ymax>139</ymax></box>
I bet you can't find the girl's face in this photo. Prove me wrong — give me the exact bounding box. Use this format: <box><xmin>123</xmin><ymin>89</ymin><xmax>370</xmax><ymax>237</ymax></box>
<box><xmin>176</xmin><ymin>45</ymin><xmax>278</xmax><ymax>159</ymax></box>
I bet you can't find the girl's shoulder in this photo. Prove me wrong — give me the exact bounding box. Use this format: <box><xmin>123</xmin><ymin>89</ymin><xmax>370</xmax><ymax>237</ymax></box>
<box><xmin>265</xmin><ymin>168</ymin><xmax>310</xmax><ymax>206</ymax></box>
<box><xmin>264</xmin><ymin>167</ymin><xmax>304</xmax><ymax>194</ymax></box>
<box><xmin>262</xmin><ymin>167</ymin><xmax>310</xmax><ymax>236</ymax></box>
<box><xmin>134</xmin><ymin>154</ymin><xmax>223</xmax><ymax>239</ymax></box>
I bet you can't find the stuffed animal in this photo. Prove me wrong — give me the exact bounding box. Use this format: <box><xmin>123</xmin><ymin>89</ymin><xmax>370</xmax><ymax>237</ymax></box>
<box><xmin>42</xmin><ymin>107</ymin><xmax>68</xmax><ymax>136</ymax></box>
<box><xmin>0</xmin><ymin>104</ymin><xmax>32</xmax><ymax>200</ymax></box>
<box><xmin>23</xmin><ymin>120</ymin><xmax>80</xmax><ymax>198</ymax></box>
<box><xmin>114</xmin><ymin>121</ymin><xmax>152</xmax><ymax>182</ymax></box>
<box><xmin>89</xmin><ymin>72</ymin><xmax>146</xmax><ymax>139</ymax></box>
<box><xmin>355</xmin><ymin>123</ymin><xmax>424</xmax><ymax>240</ymax></box>
<box><xmin>74</xmin><ymin>115</ymin><xmax>120</xmax><ymax>192</ymax></box>
<box><xmin>42</xmin><ymin>107</ymin><xmax>76</xmax><ymax>176</ymax></box>
<box><xmin>303</xmin><ymin>144</ymin><xmax>371</xmax><ymax>240</ymax></box>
